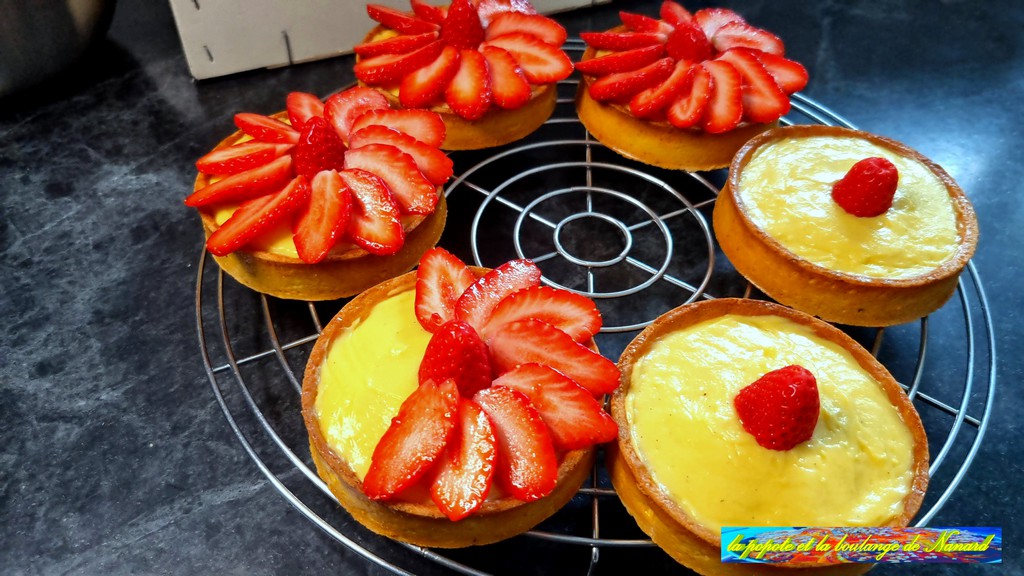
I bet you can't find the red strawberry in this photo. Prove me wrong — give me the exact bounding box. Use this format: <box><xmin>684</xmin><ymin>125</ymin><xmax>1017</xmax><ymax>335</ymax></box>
<box><xmin>233</xmin><ymin>113</ymin><xmax>299</xmax><ymax>144</ymax></box>
<box><xmin>619</xmin><ymin>11</ymin><xmax>674</xmax><ymax>35</ymax></box>
<box><xmin>485</xmin><ymin>12</ymin><xmax>567</xmax><ymax>46</ymax></box>
<box><xmin>292</xmin><ymin>116</ymin><xmax>347</xmax><ymax>180</ymax></box>
<box><xmin>701</xmin><ymin>60</ymin><xmax>743</xmax><ymax>133</ymax></box>
<box><xmin>717</xmin><ymin>48</ymin><xmax>789</xmax><ymax>123</ymax></box>
<box><xmin>350</xmin><ymin>125</ymin><xmax>453</xmax><ymax>185</ymax></box>
<box><xmin>400</xmin><ymin>45</ymin><xmax>461</xmax><ymax>109</ymax></box>
<box><xmin>363</xmin><ymin>378</ymin><xmax>459</xmax><ymax>500</ymax></box>
<box><xmin>354</xmin><ymin>40</ymin><xmax>445</xmax><ymax>86</ymax></box>
<box><xmin>285</xmin><ymin>92</ymin><xmax>324</xmax><ymax>129</ymax></box>
<box><xmin>415</xmin><ymin>247</ymin><xmax>476</xmax><ymax>332</ymax></box>
<box><xmin>831</xmin><ymin>157</ymin><xmax>900</xmax><ymax>217</ymax></box>
<box><xmin>293</xmin><ymin>170</ymin><xmax>352</xmax><ymax>264</ymax></box>
<box><xmin>664</xmin><ymin>20</ymin><xmax>711</xmax><ymax>62</ymax></box>
<box><xmin>195</xmin><ymin>142</ymin><xmax>292</xmax><ymax>175</ymax></box>
<box><xmin>205</xmin><ymin>176</ymin><xmax>310</xmax><ymax>256</ymax></box>
<box><xmin>340</xmin><ymin>168</ymin><xmax>405</xmax><ymax>255</ymax></box>
<box><xmin>454</xmin><ymin>259</ymin><xmax>542</xmax><ymax>332</ymax></box>
<box><xmin>630</xmin><ymin>60</ymin><xmax>693</xmax><ymax>119</ymax></box>
<box><xmin>473</xmin><ymin>385</ymin><xmax>557</xmax><ymax>502</ymax></box>
<box><xmin>351</xmin><ymin>109</ymin><xmax>446</xmax><ymax>148</ymax></box>
<box><xmin>493</xmin><ymin>364</ymin><xmax>618</xmax><ymax>450</ymax></box>
<box><xmin>579</xmin><ymin>31</ymin><xmax>666</xmax><ymax>51</ymax></box>
<box><xmin>693</xmin><ymin>7</ymin><xmax>744</xmax><ymax>39</ymax></box>
<box><xmin>574</xmin><ymin>44</ymin><xmax>665</xmax><ymax>77</ymax></box>
<box><xmin>734</xmin><ymin>365</ymin><xmax>819</xmax><ymax>451</ymax></box>
<box><xmin>441</xmin><ymin>0</ymin><xmax>485</xmax><ymax>49</ymax></box>
<box><xmin>411</xmin><ymin>0</ymin><xmax>448</xmax><ymax>24</ymax></box>
<box><xmin>366</xmin><ymin>3</ymin><xmax>440</xmax><ymax>34</ymax></box>
<box><xmin>659</xmin><ymin>1</ymin><xmax>693</xmax><ymax>27</ymax></box>
<box><xmin>481</xmin><ymin>46</ymin><xmax>531</xmax><ymax>110</ymax></box>
<box><xmin>430</xmin><ymin>399</ymin><xmax>497</xmax><ymax>521</ymax></box>
<box><xmin>666</xmin><ymin>64</ymin><xmax>711</xmax><ymax>128</ymax></box>
<box><xmin>754</xmin><ymin>51</ymin><xmax>809</xmax><ymax>94</ymax></box>
<box><xmin>588</xmin><ymin>57</ymin><xmax>675</xmax><ymax>103</ymax></box>
<box><xmin>481</xmin><ymin>285</ymin><xmax>601</xmax><ymax>342</ymax></box>
<box><xmin>488</xmin><ymin>319</ymin><xmax>619</xmax><ymax>395</ymax></box>
<box><xmin>481</xmin><ymin>33</ymin><xmax>573</xmax><ymax>83</ymax></box>
<box><xmin>419</xmin><ymin>320</ymin><xmax>493</xmax><ymax>396</ymax></box>
<box><xmin>184</xmin><ymin>155</ymin><xmax>295</xmax><ymax>207</ymax></box>
<box><xmin>353</xmin><ymin>31</ymin><xmax>439</xmax><ymax>58</ymax></box>
<box><xmin>323</xmin><ymin>87</ymin><xmax>389</xmax><ymax>144</ymax></box>
<box><xmin>712</xmin><ymin>21</ymin><xmax>785</xmax><ymax>56</ymax></box>
<box><xmin>344</xmin><ymin>144</ymin><xmax>438</xmax><ymax>215</ymax></box>
<box><xmin>446</xmin><ymin>49</ymin><xmax>493</xmax><ymax>121</ymax></box>
<box><xmin>475</xmin><ymin>0</ymin><xmax>536</xmax><ymax>26</ymax></box>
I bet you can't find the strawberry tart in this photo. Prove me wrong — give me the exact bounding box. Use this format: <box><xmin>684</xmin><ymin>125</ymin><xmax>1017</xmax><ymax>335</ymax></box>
<box><xmin>611</xmin><ymin>298</ymin><xmax>929</xmax><ymax>574</ymax></box>
<box><xmin>575</xmin><ymin>1</ymin><xmax>808</xmax><ymax>171</ymax></box>
<box><xmin>301</xmin><ymin>248</ymin><xmax>619</xmax><ymax>547</ymax></box>
<box><xmin>187</xmin><ymin>87</ymin><xmax>452</xmax><ymax>301</ymax></box>
<box><xmin>714</xmin><ymin>125</ymin><xmax>979</xmax><ymax>326</ymax></box>
<box><xmin>354</xmin><ymin>0</ymin><xmax>573</xmax><ymax>150</ymax></box>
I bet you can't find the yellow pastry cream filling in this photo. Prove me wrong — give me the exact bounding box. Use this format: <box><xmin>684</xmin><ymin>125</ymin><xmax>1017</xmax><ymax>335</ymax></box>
<box><xmin>625</xmin><ymin>313</ymin><xmax>916</xmax><ymax>532</ymax></box>
<box><xmin>737</xmin><ymin>135</ymin><xmax>959</xmax><ymax>279</ymax></box>
<box><xmin>314</xmin><ymin>289</ymin><xmax>431</xmax><ymax>479</ymax></box>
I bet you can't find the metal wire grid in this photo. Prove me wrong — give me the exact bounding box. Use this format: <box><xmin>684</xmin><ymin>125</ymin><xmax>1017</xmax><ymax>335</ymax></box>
<box><xmin>193</xmin><ymin>42</ymin><xmax>997</xmax><ymax>576</ymax></box>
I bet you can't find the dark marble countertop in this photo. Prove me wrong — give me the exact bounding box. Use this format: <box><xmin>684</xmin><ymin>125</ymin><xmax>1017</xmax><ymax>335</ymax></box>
<box><xmin>2</xmin><ymin>0</ymin><xmax>1020</xmax><ymax>574</ymax></box>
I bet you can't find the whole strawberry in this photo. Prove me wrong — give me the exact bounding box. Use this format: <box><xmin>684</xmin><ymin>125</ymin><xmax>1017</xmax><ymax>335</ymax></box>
<box><xmin>419</xmin><ymin>320</ymin><xmax>493</xmax><ymax>396</ymax></box>
<box><xmin>733</xmin><ymin>364</ymin><xmax>819</xmax><ymax>450</ymax></box>
<box><xmin>831</xmin><ymin>156</ymin><xmax>899</xmax><ymax>217</ymax></box>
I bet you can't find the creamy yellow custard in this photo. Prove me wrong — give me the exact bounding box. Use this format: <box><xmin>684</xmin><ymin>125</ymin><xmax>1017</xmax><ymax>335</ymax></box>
<box><xmin>626</xmin><ymin>313</ymin><xmax>916</xmax><ymax>531</ymax></box>
<box><xmin>738</xmin><ymin>136</ymin><xmax>959</xmax><ymax>279</ymax></box>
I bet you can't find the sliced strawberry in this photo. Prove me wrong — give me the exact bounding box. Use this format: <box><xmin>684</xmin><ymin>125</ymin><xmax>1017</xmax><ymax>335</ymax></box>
<box><xmin>323</xmin><ymin>87</ymin><xmax>389</xmax><ymax>144</ymax></box>
<box><xmin>344</xmin><ymin>144</ymin><xmax>438</xmax><ymax>215</ymax></box>
<box><xmin>400</xmin><ymin>45</ymin><xmax>461</xmax><ymax>109</ymax></box>
<box><xmin>481</xmin><ymin>285</ymin><xmax>601</xmax><ymax>342</ymax></box>
<box><xmin>184</xmin><ymin>155</ymin><xmax>295</xmax><ymax>207</ymax></box>
<box><xmin>415</xmin><ymin>247</ymin><xmax>476</xmax><ymax>332</ymax></box>
<box><xmin>351</xmin><ymin>109</ymin><xmax>446</xmax><ymax>148</ymax></box>
<box><xmin>488</xmin><ymin>319</ymin><xmax>619</xmax><ymax>395</ymax></box>
<box><xmin>734</xmin><ymin>365</ymin><xmax>819</xmax><ymax>451</ymax></box>
<box><xmin>574</xmin><ymin>44</ymin><xmax>665</xmax><ymax>77</ymax></box>
<box><xmin>430</xmin><ymin>399</ymin><xmax>497</xmax><ymax>521</ymax></box>
<box><xmin>664</xmin><ymin>20</ymin><xmax>711</xmax><ymax>62</ymax></box>
<box><xmin>292</xmin><ymin>116</ymin><xmax>347</xmax><ymax>180</ymax></box>
<box><xmin>712</xmin><ymin>21</ymin><xmax>784</xmax><ymax>56</ymax></box>
<box><xmin>717</xmin><ymin>48</ymin><xmax>789</xmax><ymax>123</ymax></box>
<box><xmin>366</xmin><ymin>3</ymin><xmax>439</xmax><ymax>34</ymax></box>
<box><xmin>493</xmin><ymin>364</ymin><xmax>617</xmax><ymax>450</ymax></box>
<box><xmin>482</xmin><ymin>46</ymin><xmax>531</xmax><ymax>110</ymax></box>
<box><xmin>455</xmin><ymin>259</ymin><xmax>542</xmax><ymax>332</ymax></box>
<box><xmin>473</xmin><ymin>385</ymin><xmax>557</xmax><ymax>502</ymax></box>
<box><xmin>363</xmin><ymin>378</ymin><xmax>459</xmax><ymax>500</ymax></box>
<box><xmin>485</xmin><ymin>12</ymin><xmax>567</xmax><ymax>46</ymax></box>
<box><xmin>588</xmin><ymin>57</ymin><xmax>675</xmax><ymax>103</ymax></box>
<box><xmin>353</xmin><ymin>31</ymin><xmax>439</xmax><ymax>58</ymax></box>
<box><xmin>350</xmin><ymin>125</ymin><xmax>453</xmax><ymax>185</ymax></box>
<box><xmin>755</xmin><ymin>52</ymin><xmax>809</xmax><ymax>93</ymax></box>
<box><xmin>293</xmin><ymin>170</ymin><xmax>351</xmax><ymax>264</ymax></box>
<box><xmin>285</xmin><ymin>92</ymin><xmax>324</xmax><ymax>129</ymax></box>
<box><xmin>354</xmin><ymin>40</ymin><xmax>445</xmax><ymax>86</ymax></box>
<box><xmin>419</xmin><ymin>320</ymin><xmax>493</xmax><ymax>396</ymax></box>
<box><xmin>205</xmin><ymin>176</ymin><xmax>310</xmax><ymax>256</ymax></box>
<box><xmin>411</xmin><ymin>0</ymin><xmax>448</xmax><ymax>24</ymax></box>
<box><xmin>476</xmin><ymin>0</ymin><xmax>536</xmax><ymax>27</ymax></box>
<box><xmin>831</xmin><ymin>157</ymin><xmax>899</xmax><ymax>217</ymax></box>
<box><xmin>619</xmin><ymin>11</ymin><xmax>674</xmax><ymax>35</ymax></box>
<box><xmin>666</xmin><ymin>65</ymin><xmax>711</xmax><ymax>129</ymax></box>
<box><xmin>701</xmin><ymin>60</ymin><xmax>743</xmax><ymax>134</ymax></box>
<box><xmin>440</xmin><ymin>0</ymin><xmax>485</xmax><ymax>49</ymax></box>
<box><xmin>659</xmin><ymin>1</ymin><xmax>693</xmax><ymax>27</ymax></box>
<box><xmin>481</xmin><ymin>33</ymin><xmax>573</xmax><ymax>84</ymax></box>
<box><xmin>340</xmin><ymin>168</ymin><xmax>404</xmax><ymax>255</ymax></box>
<box><xmin>233</xmin><ymin>113</ymin><xmax>299</xmax><ymax>144</ymax></box>
<box><xmin>195</xmin><ymin>142</ymin><xmax>292</xmax><ymax>175</ymax></box>
<box><xmin>446</xmin><ymin>49</ymin><xmax>493</xmax><ymax>121</ymax></box>
<box><xmin>629</xmin><ymin>59</ymin><xmax>693</xmax><ymax>119</ymax></box>
<box><xmin>693</xmin><ymin>7</ymin><xmax>744</xmax><ymax>39</ymax></box>
<box><xmin>579</xmin><ymin>31</ymin><xmax>666</xmax><ymax>51</ymax></box>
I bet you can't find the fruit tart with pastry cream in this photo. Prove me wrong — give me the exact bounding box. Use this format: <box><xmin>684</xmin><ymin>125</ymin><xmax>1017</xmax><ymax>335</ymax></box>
<box><xmin>611</xmin><ymin>298</ymin><xmax>929</xmax><ymax>575</ymax></box>
<box><xmin>575</xmin><ymin>1</ymin><xmax>808</xmax><ymax>171</ymax></box>
<box><xmin>187</xmin><ymin>87</ymin><xmax>452</xmax><ymax>301</ymax></box>
<box><xmin>354</xmin><ymin>0</ymin><xmax>573</xmax><ymax>150</ymax></box>
<box><xmin>301</xmin><ymin>248</ymin><xmax>619</xmax><ymax>547</ymax></box>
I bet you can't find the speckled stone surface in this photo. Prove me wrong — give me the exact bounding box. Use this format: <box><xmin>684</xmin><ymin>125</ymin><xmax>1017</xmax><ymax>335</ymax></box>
<box><xmin>0</xmin><ymin>0</ymin><xmax>1019</xmax><ymax>574</ymax></box>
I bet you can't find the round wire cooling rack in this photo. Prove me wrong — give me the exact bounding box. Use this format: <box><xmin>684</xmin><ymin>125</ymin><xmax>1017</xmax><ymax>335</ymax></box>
<box><xmin>193</xmin><ymin>42</ymin><xmax>997</xmax><ymax>576</ymax></box>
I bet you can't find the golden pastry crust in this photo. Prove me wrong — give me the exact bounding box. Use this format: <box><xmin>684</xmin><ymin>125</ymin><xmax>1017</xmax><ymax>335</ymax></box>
<box><xmin>713</xmin><ymin>125</ymin><xmax>979</xmax><ymax>326</ymax></box>
<box><xmin>301</xmin><ymin>269</ymin><xmax>597</xmax><ymax>547</ymax></box>
<box><xmin>611</xmin><ymin>298</ymin><xmax>929</xmax><ymax>574</ymax></box>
